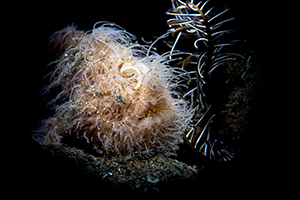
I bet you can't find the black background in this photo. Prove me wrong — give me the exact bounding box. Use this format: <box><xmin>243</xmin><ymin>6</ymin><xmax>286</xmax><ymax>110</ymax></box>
<box><xmin>5</xmin><ymin>0</ymin><xmax>281</xmax><ymax>196</ymax></box>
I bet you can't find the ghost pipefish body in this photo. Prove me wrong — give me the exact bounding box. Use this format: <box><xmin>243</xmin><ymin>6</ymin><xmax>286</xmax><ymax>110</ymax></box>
<box><xmin>166</xmin><ymin>0</ymin><xmax>245</xmax><ymax>161</ymax></box>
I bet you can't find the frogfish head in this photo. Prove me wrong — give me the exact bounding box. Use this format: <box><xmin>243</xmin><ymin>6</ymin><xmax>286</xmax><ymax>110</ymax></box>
<box><xmin>34</xmin><ymin>22</ymin><xmax>192</xmax><ymax>157</ymax></box>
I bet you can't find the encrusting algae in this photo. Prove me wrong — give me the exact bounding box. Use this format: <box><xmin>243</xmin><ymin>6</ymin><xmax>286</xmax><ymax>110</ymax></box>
<box><xmin>33</xmin><ymin>22</ymin><xmax>193</xmax><ymax>157</ymax></box>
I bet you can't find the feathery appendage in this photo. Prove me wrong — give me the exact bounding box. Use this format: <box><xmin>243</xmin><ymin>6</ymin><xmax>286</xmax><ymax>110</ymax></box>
<box><xmin>33</xmin><ymin>22</ymin><xmax>194</xmax><ymax>158</ymax></box>
<box><xmin>166</xmin><ymin>0</ymin><xmax>245</xmax><ymax>161</ymax></box>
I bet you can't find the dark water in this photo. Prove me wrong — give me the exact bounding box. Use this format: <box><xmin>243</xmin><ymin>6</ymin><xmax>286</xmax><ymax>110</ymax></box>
<box><xmin>6</xmin><ymin>0</ymin><xmax>280</xmax><ymax>195</ymax></box>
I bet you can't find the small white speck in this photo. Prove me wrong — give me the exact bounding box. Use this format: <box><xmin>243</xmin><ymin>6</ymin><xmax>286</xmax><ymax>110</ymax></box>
<box><xmin>102</xmin><ymin>174</ymin><xmax>108</xmax><ymax>179</ymax></box>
